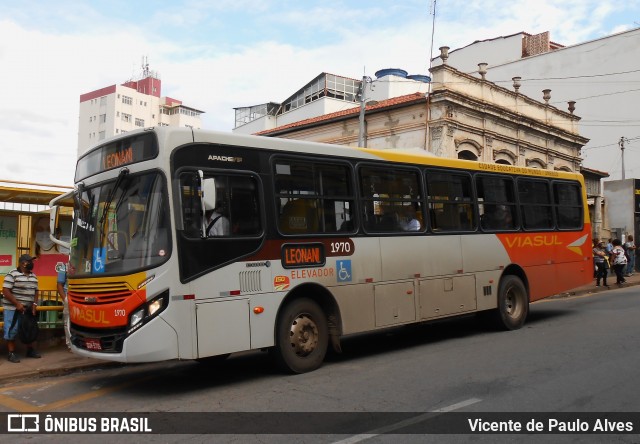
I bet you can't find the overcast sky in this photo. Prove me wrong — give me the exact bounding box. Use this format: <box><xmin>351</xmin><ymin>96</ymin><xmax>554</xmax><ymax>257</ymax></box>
<box><xmin>1</xmin><ymin>0</ymin><xmax>638</xmax><ymax>186</ymax></box>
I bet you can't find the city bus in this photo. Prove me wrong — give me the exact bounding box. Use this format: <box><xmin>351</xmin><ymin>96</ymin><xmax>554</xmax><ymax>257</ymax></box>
<box><xmin>49</xmin><ymin>127</ymin><xmax>592</xmax><ymax>373</ymax></box>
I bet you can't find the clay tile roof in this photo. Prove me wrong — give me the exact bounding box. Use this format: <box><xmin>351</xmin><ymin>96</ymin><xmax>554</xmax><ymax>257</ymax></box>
<box><xmin>256</xmin><ymin>92</ymin><xmax>426</xmax><ymax>136</ymax></box>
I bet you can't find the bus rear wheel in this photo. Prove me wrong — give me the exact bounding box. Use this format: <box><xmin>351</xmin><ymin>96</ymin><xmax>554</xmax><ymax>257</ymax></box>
<box><xmin>495</xmin><ymin>275</ymin><xmax>528</xmax><ymax>330</ymax></box>
<box><xmin>272</xmin><ymin>298</ymin><xmax>328</xmax><ymax>374</ymax></box>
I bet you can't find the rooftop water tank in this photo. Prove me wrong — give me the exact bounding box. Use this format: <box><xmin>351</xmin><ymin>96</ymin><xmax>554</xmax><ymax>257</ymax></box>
<box><xmin>375</xmin><ymin>68</ymin><xmax>408</xmax><ymax>79</ymax></box>
<box><xmin>407</xmin><ymin>74</ymin><xmax>431</xmax><ymax>83</ymax></box>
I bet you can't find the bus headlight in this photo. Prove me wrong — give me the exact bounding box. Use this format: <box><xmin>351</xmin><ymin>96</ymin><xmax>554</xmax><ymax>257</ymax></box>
<box><xmin>148</xmin><ymin>298</ymin><xmax>163</xmax><ymax>316</ymax></box>
<box><xmin>130</xmin><ymin>308</ymin><xmax>145</xmax><ymax>329</ymax></box>
<box><xmin>128</xmin><ymin>290</ymin><xmax>170</xmax><ymax>334</ymax></box>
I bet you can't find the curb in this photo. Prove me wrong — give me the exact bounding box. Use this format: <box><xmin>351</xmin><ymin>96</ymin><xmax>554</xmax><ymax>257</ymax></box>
<box><xmin>0</xmin><ymin>350</ymin><xmax>121</xmax><ymax>385</ymax></box>
<box><xmin>549</xmin><ymin>278</ymin><xmax>640</xmax><ymax>300</ymax></box>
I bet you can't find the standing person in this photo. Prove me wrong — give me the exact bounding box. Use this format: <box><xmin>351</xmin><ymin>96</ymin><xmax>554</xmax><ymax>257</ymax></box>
<box><xmin>2</xmin><ymin>254</ymin><xmax>42</xmax><ymax>363</ymax></box>
<box><xmin>606</xmin><ymin>238</ymin><xmax>614</xmax><ymax>255</ymax></box>
<box><xmin>593</xmin><ymin>240</ymin><xmax>609</xmax><ymax>288</ymax></box>
<box><xmin>624</xmin><ymin>234</ymin><xmax>636</xmax><ymax>277</ymax></box>
<box><xmin>56</xmin><ymin>263</ymin><xmax>71</xmax><ymax>350</ymax></box>
<box><xmin>592</xmin><ymin>237</ymin><xmax>600</xmax><ymax>278</ymax></box>
<box><xmin>610</xmin><ymin>238</ymin><xmax>628</xmax><ymax>286</ymax></box>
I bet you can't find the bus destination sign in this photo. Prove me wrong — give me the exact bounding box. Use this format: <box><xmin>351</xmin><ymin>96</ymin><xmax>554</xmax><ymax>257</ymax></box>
<box><xmin>75</xmin><ymin>132</ymin><xmax>158</xmax><ymax>182</ymax></box>
<box><xmin>281</xmin><ymin>243</ymin><xmax>325</xmax><ymax>269</ymax></box>
<box><xmin>104</xmin><ymin>145</ymin><xmax>134</xmax><ymax>169</ymax></box>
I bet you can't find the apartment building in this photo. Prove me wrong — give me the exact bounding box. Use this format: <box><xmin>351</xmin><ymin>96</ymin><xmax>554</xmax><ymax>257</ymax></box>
<box><xmin>77</xmin><ymin>65</ymin><xmax>204</xmax><ymax>156</ymax></box>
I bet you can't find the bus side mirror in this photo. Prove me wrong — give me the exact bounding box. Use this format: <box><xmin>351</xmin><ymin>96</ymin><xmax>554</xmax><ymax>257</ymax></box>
<box><xmin>49</xmin><ymin>190</ymin><xmax>74</xmax><ymax>251</ymax></box>
<box><xmin>200</xmin><ymin>175</ymin><xmax>216</xmax><ymax>237</ymax></box>
<box><xmin>202</xmin><ymin>178</ymin><xmax>217</xmax><ymax>212</ymax></box>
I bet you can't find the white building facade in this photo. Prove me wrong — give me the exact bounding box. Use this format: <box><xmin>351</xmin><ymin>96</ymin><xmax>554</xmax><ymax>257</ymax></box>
<box><xmin>437</xmin><ymin>29</ymin><xmax>640</xmax><ymax>180</ymax></box>
<box><xmin>78</xmin><ymin>69</ymin><xmax>204</xmax><ymax>156</ymax></box>
<box><xmin>233</xmin><ymin>71</ymin><xmax>430</xmax><ymax>136</ymax></box>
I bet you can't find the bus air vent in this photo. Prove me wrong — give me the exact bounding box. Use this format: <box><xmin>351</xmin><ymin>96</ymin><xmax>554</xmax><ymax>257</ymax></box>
<box><xmin>68</xmin><ymin>281</ymin><xmax>133</xmax><ymax>304</ymax></box>
<box><xmin>239</xmin><ymin>270</ymin><xmax>261</xmax><ymax>293</ymax></box>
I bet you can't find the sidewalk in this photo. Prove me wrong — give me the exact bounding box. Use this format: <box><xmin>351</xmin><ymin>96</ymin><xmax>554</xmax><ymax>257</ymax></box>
<box><xmin>550</xmin><ymin>270</ymin><xmax>640</xmax><ymax>299</ymax></box>
<box><xmin>0</xmin><ymin>272</ymin><xmax>638</xmax><ymax>384</ymax></box>
<box><xmin>0</xmin><ymin>336</ymin><xmax>118</xmax><ymax>385</ymax></box>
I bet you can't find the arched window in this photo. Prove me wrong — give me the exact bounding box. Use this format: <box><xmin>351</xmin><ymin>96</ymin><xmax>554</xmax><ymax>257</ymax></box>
<box><xmin>493</xmin><ymin>149</ymin><xmax>516</xmax><ymax>165</ymax></box>
<box><xmin>458</xmin><ymin>150</ymin><xmax>478</xmax><ymax>161</ymax></box>
<box><xmin>526</xmin><ymin>158</ymin><xmax>547</xmax><ymax>169</ymax></box>
<box><xmin>455</xmin><ymin>139</ymin><xmax>482</xmax><ymax>161</ymax></box>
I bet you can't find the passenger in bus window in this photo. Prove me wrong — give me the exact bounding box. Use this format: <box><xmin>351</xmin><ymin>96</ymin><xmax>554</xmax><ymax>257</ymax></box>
<box><xmin>207</xmin><ymin>203</ymin><xmax>230</xmax><ymax>237</ymax></box>
<box><xmin>400</xmin><ymin>205</ymin><xmax>421</xmax><ymax>231</ymax></box>
<box><xmin>482</xmin><ymin>204</ymin><xmax>512</xmax><ymax>230</ymax></box>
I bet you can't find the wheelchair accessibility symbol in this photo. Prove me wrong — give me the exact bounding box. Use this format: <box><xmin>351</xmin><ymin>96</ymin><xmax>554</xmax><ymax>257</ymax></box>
<box><xmin>93</xmin><ymin>247</ymin><xmax>106</xmax><ymax>274</ymax></box>
<box><xmin>336</xmin><ymin>260</ymin><xmax>352</xmax><ymax>283</ymax></box>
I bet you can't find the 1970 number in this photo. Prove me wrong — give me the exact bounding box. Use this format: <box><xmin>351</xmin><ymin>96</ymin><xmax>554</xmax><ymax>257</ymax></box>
<box><xmin>330</xmin><ymin>242</ymin><xmax>351</xmax><ymax>254</ymax></box>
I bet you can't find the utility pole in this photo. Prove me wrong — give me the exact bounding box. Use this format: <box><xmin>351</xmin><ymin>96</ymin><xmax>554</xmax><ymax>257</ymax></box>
<box><xmin>357</xmin><ymin>76</ymin><xmax>373</xmax><ymax>147</ymax></box>
<box><xmin>619</xmin><ymin>136</ymin><xmax>627</xmax><ymax>180</ymax></box>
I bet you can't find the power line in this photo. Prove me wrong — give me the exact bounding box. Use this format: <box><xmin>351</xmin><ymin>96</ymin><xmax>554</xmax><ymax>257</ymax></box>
<box><xmin>493</xmin><ymin>68</ymin><xmax>640</xmax><ymax>83</ymax></box>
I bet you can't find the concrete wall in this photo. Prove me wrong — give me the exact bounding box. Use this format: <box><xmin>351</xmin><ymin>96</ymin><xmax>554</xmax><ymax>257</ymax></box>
<box><xmin>604</xmin><ymin>179</ymin><xmax>635</xmax><ymax>237</ymax></box>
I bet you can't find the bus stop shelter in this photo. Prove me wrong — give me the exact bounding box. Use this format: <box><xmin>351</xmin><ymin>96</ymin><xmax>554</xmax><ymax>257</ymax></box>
<box><xmin>0</xmin><ymin>180</ymin><xmax>73</xmax><ymax>329</ymax></box>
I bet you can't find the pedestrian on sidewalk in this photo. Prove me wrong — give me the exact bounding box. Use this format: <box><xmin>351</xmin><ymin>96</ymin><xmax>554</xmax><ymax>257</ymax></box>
<box><xmin>611</xmin><ymin>238</ymin><xmax>628</xmax><ymax>286</ymax></box>
<box><xmin>2</xmin><ymin>254</ymin><xmax>42</xmax><ymax>363</ymax></box>
<box><xmin>624</xmin><ymin>234</ymin><xmax>636</xmax><ymax>277</ymax></box>
<box><xmin>593</xmin><ymin>241</ymin><xmax>609</xmax><ymax>288</ymax></box>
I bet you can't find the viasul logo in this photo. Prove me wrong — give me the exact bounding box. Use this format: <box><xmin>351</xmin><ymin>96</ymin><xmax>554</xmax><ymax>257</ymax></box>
<box><xmin>566</xmin><ymin>234</ymin><xmax>589</xmax><ymax>256</ymax></box>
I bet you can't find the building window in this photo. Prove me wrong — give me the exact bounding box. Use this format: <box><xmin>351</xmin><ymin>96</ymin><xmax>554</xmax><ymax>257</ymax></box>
<box><xmin>100</xmin><ymin>96</ymin><xmax>107</xmax><ymax>106</ymax></box>
<box><xmin>135</xmin><ymin>118</ymin><xmax>145</xmax><ymax>127</ymax></box>
<box><xmin>99</xmin><ymin>114</ymin><xmax>106</xmax><ymax>124</ymax></box>
<box><xmin>98</xmin><ymin>131</ymin><xmax>105</xmax><ymax>140</ymax></box>
<box><xmin>122</xmin><ymin>96</ymin><xmax>132</xmax><ymax>105</ymax></box>
<box><xmin>122</xmin><ymin>113</ymin><xmax>131</xmax><ymax>123</ymax></box>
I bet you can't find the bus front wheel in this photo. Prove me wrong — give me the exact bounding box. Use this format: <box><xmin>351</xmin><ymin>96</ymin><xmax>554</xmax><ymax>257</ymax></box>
<box><xmin>495</xmin><ymin>275</ymin><xmax>528</xmax><ymax>330</ymax></box>
<box><xmin>272</xmin><ymin>298</ymin><xmax>328</xmax><ymax>374</ymax></box>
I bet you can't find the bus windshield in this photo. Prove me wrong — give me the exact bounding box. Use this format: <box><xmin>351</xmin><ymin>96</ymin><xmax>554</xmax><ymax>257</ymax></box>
<box><xmin>69</xmin><ymin>171</ymin><xmax>171</xmax><ymax>277</ymax></box>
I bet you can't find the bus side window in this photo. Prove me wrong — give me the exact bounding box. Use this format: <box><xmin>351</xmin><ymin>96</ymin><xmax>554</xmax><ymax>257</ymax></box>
<box><xmin>280</xmin><ymin>199</ymin><xmax>318</xmax><ymax>234</ymax></box>
<box><xmin>231</xmin><ymin>190</ymin><xmax>261</xmax><ymax>235</ymax></box>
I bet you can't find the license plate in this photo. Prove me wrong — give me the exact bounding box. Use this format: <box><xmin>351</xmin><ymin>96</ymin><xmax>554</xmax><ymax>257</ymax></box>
<box><xmin>85</xmin><ymin>338</ymin><xmax>102</xmax><ymax>351</ymax></box>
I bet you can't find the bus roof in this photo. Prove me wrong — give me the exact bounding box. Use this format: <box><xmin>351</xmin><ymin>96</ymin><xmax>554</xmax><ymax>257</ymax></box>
<box><xmin>87</xmin><ymin>127</ymin><xmax>584</xmax><ymax>183</ymax></box>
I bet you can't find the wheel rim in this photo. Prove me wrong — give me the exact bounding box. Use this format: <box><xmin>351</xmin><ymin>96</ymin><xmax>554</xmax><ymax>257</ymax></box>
<box><xmin>288</xmin><ymin>313</ymin><xmax>319</xmax><ymax>357</ymax></box>
<box><xmin>505</xmin><ymin>285</ymin><xmax>523</xmax><ymax>318</ymax></box>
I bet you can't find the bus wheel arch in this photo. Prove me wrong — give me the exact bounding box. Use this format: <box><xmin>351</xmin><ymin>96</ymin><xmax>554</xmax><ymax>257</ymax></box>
<box><xmin>271</xmin><ymin>284</ymin><xmax>341</xmax><ymax>373</ymax></box>
<box><xmin>494</xmin><ymin>267</ymin><xmax>529</xmax><ymax>330</ymax></box>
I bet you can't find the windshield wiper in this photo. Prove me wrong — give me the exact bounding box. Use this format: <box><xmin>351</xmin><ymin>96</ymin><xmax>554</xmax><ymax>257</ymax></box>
<box><xmin>99</xmin><ymin>168</ymin><xmax>129</xmax><ymax>225</ymax></box>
